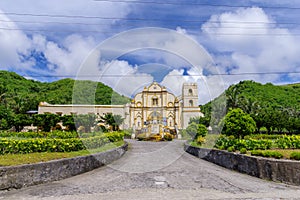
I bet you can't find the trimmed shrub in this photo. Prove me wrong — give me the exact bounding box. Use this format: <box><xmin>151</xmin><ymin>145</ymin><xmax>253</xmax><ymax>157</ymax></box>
<box><xmin>222</xmin><ymin>108</ymin><xmax>256</xmax><ymax>138</ymax></box>
<box><xmin>251</xmin><ymin>150</ymin><xmax>263</xmax><ymax>157</ymax></box>
<box><xmin>0</xmin><ymin>132</ymin><xmax>124</xmax><ymax>154</ymax></box>
<box><xmin>214</xmin><ymin>135</ymin><xmax>272</xmax><ymax>151</ymax></box>
<box><xmin>196</xmin><ymin>136</ymin><xmax>205</xmax><ymax>145</ymax></box>
<box><xmin>239</xmin><ymin>148</ymin><xmax>247</xmax><ymax>154</ymax></box>
<box><xmin>163</xmin><ymin>133</ymin><xmax>173</xmax><ymax>141</ymax></box>
<box><xmin>227</xmin><ymin>146</ymin><xmax>235</xmax><ymax>152</ymax></box>
<box><xmin>251</xmin><ymin>150</ymin><xmax>283</xmax><ymax>159</ymax></box>
<box><xmin>186</xmin><ymin>123</ymin><xmax>208</xmax><ymax>140</ymax></box>
<box><xmin>0</xmin><ymin>138</ymin><xmax>84</xmax><ymax>154</ymax></box>
<box><xmin>0</xmin><ymin>131</ymin><xmax>78</xmax><ymax>139</ymax></box>
<box><xmin>263</xmin><ymin>151</ymin><xmax>283</xmax><ymax>159</ymax></box>
<box><xmin>275</xmin><ymin>135</ymin><xmax>300</xmax><ymax>149</ymax></box>
<box><xmin>245</xmin><ymin>134</ymin><xmax>282</xmax><ymax>140</ymax></box>
<box><xmin>290</xmin><ymin>152</ymin><xmax>300</xmax><ymax>160</ymax></box>
<box><xmin>123</xmin><ymin>129</ymin><xmax>133</xmax><ymax>139</ymax></box>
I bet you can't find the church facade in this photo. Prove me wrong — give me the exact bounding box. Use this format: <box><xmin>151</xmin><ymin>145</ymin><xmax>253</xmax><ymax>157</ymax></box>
<box><xmin>38</xmin><ymin>82</ymin><xmax>202</xmax><ymax>132</ymax></box>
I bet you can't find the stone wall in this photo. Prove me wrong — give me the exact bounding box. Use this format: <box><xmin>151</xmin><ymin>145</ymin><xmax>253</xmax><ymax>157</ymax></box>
<box><xmin>0</xmin><ymin>143</ymin><xmax>128</xmax><ymax>190</ymax></box>
<box><xmin>184</xmin><ymin>144</ymin><xmax>300</xmax><ymax>185</ymax></box>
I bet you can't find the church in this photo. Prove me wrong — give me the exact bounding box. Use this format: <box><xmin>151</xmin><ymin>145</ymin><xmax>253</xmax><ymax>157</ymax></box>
<box><xmin>38</xmin><ymin>82</ymin><xmax>202</xmax><ymax>134</ymax></box>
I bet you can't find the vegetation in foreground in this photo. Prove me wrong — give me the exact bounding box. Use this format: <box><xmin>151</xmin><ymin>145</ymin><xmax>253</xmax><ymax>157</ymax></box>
<box><xmin>189</xmin><ymin>133</ymin><xmax>300</xmax><ymax>160</ymax></box>
<box><xmin>0</xmin><ymin>131</ymin><xmax>125</xmax><ymax>154</ymax></box>
<box><xmin>0</xmin><ymin>141</ymin><xmax>124</xmax><ymax>166</ymax></box>
<box><xmin>0</xmin><ymin>129</ymin><xmax>127</xmax><ymax>166</ymax></box>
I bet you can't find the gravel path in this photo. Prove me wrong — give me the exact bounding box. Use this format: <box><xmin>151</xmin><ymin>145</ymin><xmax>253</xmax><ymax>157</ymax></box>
<box><xmin>1</xmin><ymin>140</ymin><xmax>300</xmax><ymax>200</ymax></box>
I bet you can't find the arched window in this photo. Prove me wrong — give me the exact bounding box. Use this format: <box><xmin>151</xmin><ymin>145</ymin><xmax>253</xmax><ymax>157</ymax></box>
<box><xmin>189</xmin><ymin>100</ymin><xmax>193</xmax><ymax>107</ymax></box>
<box><xmin>188</xmin><ymin>89</ymin><xmax>193</xmax><ymax>96</ymax></box>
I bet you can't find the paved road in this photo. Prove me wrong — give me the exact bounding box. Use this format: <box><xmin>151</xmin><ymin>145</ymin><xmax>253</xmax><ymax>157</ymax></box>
<box><xmin>1</xmin><ymin>140</ymin><xmax>300</xmax><ymax>200</ymax></box>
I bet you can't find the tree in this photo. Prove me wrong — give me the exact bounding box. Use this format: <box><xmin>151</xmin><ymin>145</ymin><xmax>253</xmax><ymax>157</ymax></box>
<box><xmin>33</xmin><ymin>113</ymin><xmax>60</xmax><ymax>132</ymax></box>
<box><xmin>0</xmin><ymin>84</ymin><xmax>7</xmax><ymax>105</ymax></box>
<box><xmin>0</xmin><ymin>105</ymin><xmax>14</xmax><ymax>130</ymax></box>
<box><xmin>101</xmin><ymin>113</ymin><xmax>124</xmax><ymax>131</ymax></box>
<box><xmin>189</xmin><ymin>116</ymin><xmax>210</xmax><ymax>127</ymax></box>
<box><xmin>75</xmin><ymin>114</ymin><xmax>97</xmax><ymax>133</ymax></box>
<box><xmin>13</xmin><ymin>114</ymin><xmax>32</xmax><ymax>132</ymax></box>
<box><xmin>222</xmin><ymin>108</ymin><xmax>256</xmax><ymax>138</ymax></box>
<box><xmin>61</xmin><ymin>114</ymin><xmax>77</xmax><ymax>131</ymax></box>
<box><xmin>249</xmin><ymin>103</ymin><xmax>272</xmax><ymax>133</ymax></box>
<box><xmin>113</xmin><ymin>114</ymin><xmax>124</xmax><ymax>131</ymax></box>
<box><xmin>186</xmin><ymin>122</ymin><xmax>208</xmax><ymax>140</ymax></box>
<box><xmin>226</xmin><ymin>86</ymin><xmax>240</xmax><ymax>109</ymax></box>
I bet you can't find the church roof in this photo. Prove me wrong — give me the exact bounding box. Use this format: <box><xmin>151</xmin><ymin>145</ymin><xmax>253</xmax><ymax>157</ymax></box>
<box><xmin>144</xmin><ymin>82</ymin><xmax>166</xmax><ymax>92</ymax></box>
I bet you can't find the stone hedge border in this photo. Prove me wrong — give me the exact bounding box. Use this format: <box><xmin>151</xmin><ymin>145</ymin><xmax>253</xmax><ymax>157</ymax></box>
<box><xmin>184</xmin><ymin>143</ymin><xmax>300</xmax><ymax>185</ymax></box>
<box><xmin>0</xmin><ymin>142</ymin><xmax>128</xmax><ymax>190</ymax></box>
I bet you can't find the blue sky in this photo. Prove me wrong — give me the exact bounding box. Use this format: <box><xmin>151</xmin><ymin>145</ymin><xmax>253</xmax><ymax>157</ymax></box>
<box><xmin>0</xmin><ymin>0</ymin><xmax>300</xmax><ymax>103</ymax></box>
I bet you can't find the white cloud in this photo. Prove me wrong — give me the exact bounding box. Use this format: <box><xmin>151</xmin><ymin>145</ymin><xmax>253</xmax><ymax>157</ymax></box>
<box><xmin>0</xmin><ymin>10</ymin><xmax>33</xmax><ymax>70</ymax></box>
<box><xmin>0</xmin><ymin>0</ymin><xmax>132</xmax><ymax>76</ymax></box>
<box><xmin>198</xmin><ymin>75</ymin><xmax>227</xmax><ymax>104</ymax></box>
<box><xmin>43</xmin><ymin>34</ymin><xmax>96</xmax><ymax>75</ymax></box>
<box><xmin>97</xmin><ymin>60</ymin><xmax>153</xmax><ymax>97</ymax></box>
<box><xmin>176</xmin><ymin>26</ymin><xmax>187</xmax><ymax>35</ymax></box>
<box><xmin>0</xmin><ymin>0</ymin><xmax>131</xmax><ymax>36</ymax></box>
<box><xmin>160</xmin><ymin>69</ymin><xmax>186</xmax><ymax>96</ymax></box>
<box><xmin>160</xmin><ymin>66</ymin><xmax>226</xmax><ymax>105</ymax></box>
<box><xmin>202</xmin><ymin>7</ymin><xmax>300</xmax><ymax>86</ymax></box>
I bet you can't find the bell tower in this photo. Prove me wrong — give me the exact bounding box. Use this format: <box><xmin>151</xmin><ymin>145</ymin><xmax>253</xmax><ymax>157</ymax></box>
<box><xmin>182</xmin><ymin>83</ymin><xmax>198</xmax><ymax>108</ymax></box>
<box><xmin>181</xmin><ymin>83</ymin><xmax>201</xmax><ymax>128</ymax></box>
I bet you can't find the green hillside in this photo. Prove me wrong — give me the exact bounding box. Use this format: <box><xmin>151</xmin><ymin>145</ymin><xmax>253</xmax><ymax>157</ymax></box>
<box><xmin>0</xmin><ymin>70</ymin><xmax>130</xmax><ymax>114</ymax></box>
<box><xmin>226</xmin><ymin>80</ymin><xmax>300</xmax><ymax>109</ymax></box>
<box><xmin>202</xmin><ymin>80</ymin><xmax>300</xmax><ymax>112</ymax></box>
<box><xmin>201</xmin><ymin>80</ymin><xmax>300</xmax><ymax>133</ymax></box>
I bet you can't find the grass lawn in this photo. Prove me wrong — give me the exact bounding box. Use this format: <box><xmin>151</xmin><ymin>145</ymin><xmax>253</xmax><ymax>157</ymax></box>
<box><xmin>0</xmin><ymin>141</ymin><xmax>125</xmax><ymax>167</ymax></box>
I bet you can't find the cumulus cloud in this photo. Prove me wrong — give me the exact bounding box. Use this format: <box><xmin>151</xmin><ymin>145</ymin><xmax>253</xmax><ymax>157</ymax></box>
<box><xmin>0</xmin><ymin>10</ymin><xmax>33</xmax><ymax>70</ymax></box>
<box><xmin>202</xmin><ymin>7</ymin><xmax>300</xmax><ymax>85</ymax></box>
<box><xmin>97</xmin><ymin>60</ymin><xmax>153</xmax><ymax>97</ymax></box>
<box><xmin>42</xmin><ymin>34</ymin><xmax>96</xmax><ymax>75</ymax></box>
<box><xmin>160</xmin><ymin>69</ymin><xmax>187</xmax><ymax>95</ymax></box>
<box><xmin>0</xmin><ymin>0</ymin><xmax>132</xmax><ymax>75</ymax></box>
<box><xmin>0</xmin><ymin>0</ymin><xmax>131</xmax><ymax>37</ymax></box>
<box><xmin>176</xmin><ymin>26</ymin><xmax>187</xmax><ymax>35</ymax></box>
<box><xmin>160</xmin><ymin>66</ymin><xmax>226</xmax><ymax>105</ymax></box>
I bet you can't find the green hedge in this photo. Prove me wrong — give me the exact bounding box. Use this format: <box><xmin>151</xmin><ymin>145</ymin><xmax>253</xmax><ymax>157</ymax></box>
<box><xmin>244</xmin><ymin>134</ymin><xmax>283</xmax><ymax>140</ymax></box>
<box><xmin>0</xmin><ymin>131</ymin><xmax>78</xmax><ymax>139</ymax></box>
<box><xmin>215</xmin><ymin>136</ymin><xmax>273</xmax><ymax>151</ymax></box>
<box><xmin>290</xmin><ymin>152</ymin><xmax>300</xmax><ymax>160</ymax></box>
<box><xmin>216</xmin><ymin>135</ymin><xmax>300</xmax><ymax>152</ymax></box>
<box><xmin>251</xmin><ymin>150</ymin><xmax>283</xmax><ymax>159</ymax></box>
<box><xmin>0</xmin><ymin>138</ymin><xmax>84</xmax><ymax>154</ymax></box>
<box><xmin>0</xmin><ymin>130</ymin><xmax>126</xmax><ymax>140</ymax></box>
<box><xmin>0</xmin><ymin>132</ymin><xmax>124</xmax><ymax>154</ymax></box>
<box><xmin>275</xmin><ymin>135</ymin><xmax>300</xmax><ymax>149</ymax></box>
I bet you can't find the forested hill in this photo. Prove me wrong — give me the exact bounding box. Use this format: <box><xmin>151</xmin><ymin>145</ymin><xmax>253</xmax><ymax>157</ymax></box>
<box><xmin>201</xmin><ymin>80</ymin><xmax>300</xmax><ymax>116</ymax></box>
<box><xmin>199</xmin><ymin>80</ymin><xmax>300</xmax><ymax>133</ymax></box>
<box><xmin>226</xmin><ymin>80</ymin><xmax>300</xmax><ymax>109</ymax></box>
<box><xmin>0</xmin><ymin>70</ymin><xmax>130</xmax><ymax>114</ymax></box>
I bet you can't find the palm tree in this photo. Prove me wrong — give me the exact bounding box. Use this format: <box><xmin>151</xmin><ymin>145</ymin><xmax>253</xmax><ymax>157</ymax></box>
<box><xmin>101</xmin><ymin>113</ymin><xmax>124</xmax><ymax>131</ymax></box>
<box><xmin>226</xmin><ymin>86</ymin><xmax>240</xmax><ymax>109</ymax></box>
